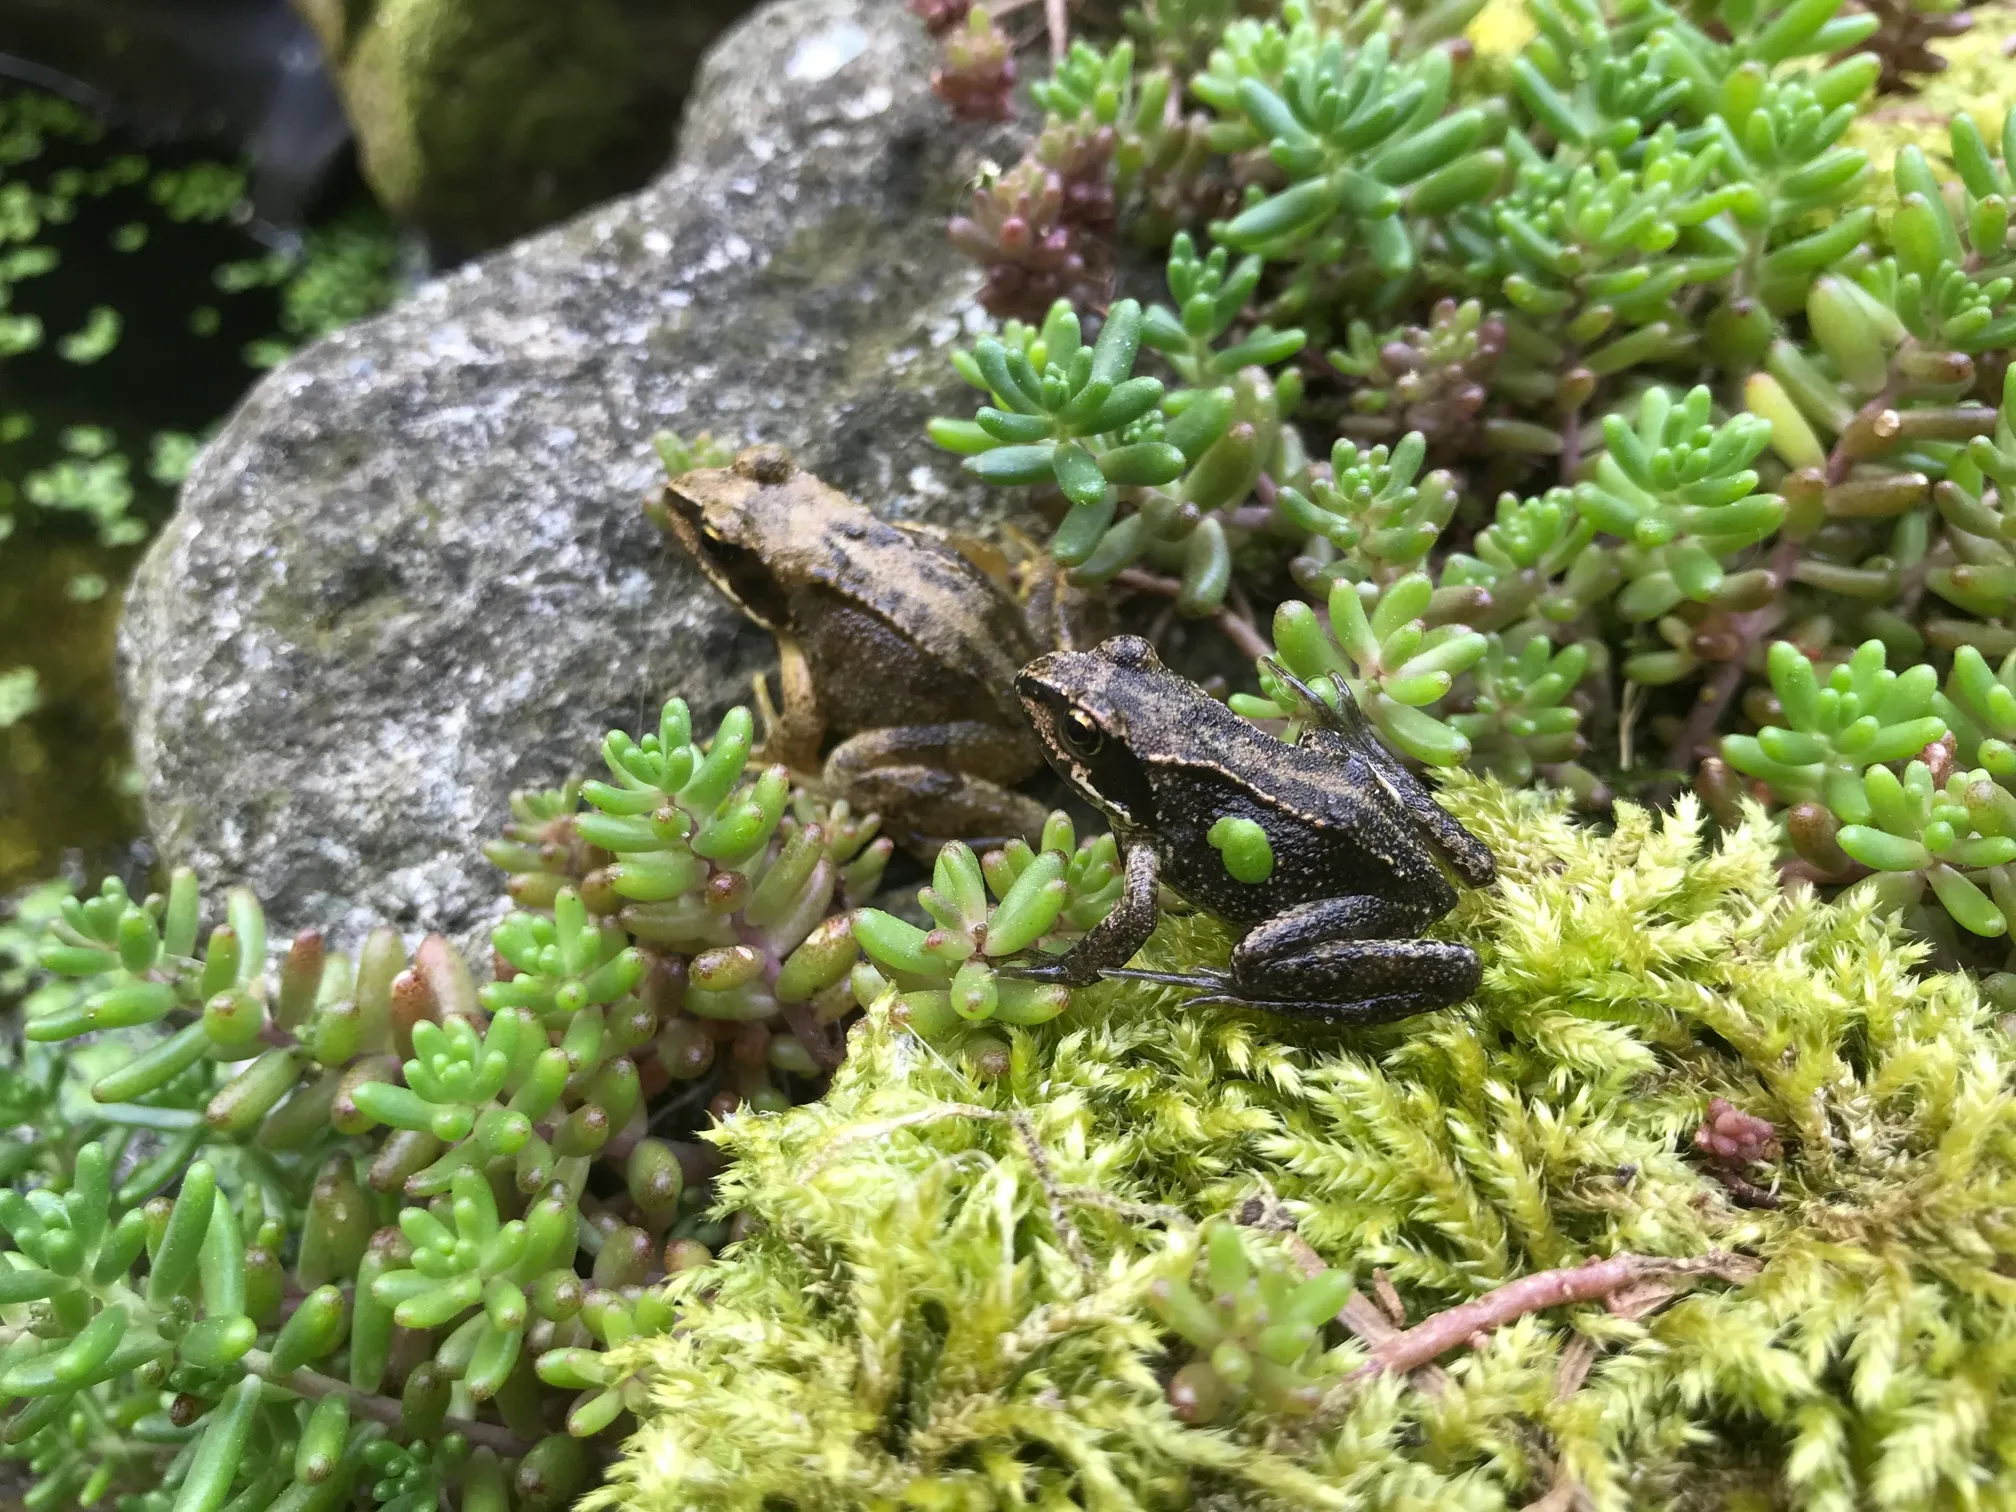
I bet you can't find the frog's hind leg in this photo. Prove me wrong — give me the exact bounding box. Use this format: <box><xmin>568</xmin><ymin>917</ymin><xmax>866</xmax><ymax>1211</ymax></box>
<box><xmin>843</xmin><ymin>764</ymin><xmax>1049</xmax><ymax>856</ymax></box>
<box><xmin>1200</xmin><ymin>939</ymin><xmax>1483</xmax><ymax>1025</ymax></box>
<box><xmin>1222</xmin><ymin>893</ymin><xmax>1480</xmax><ymax>1024</ymax></box>
<box><xmin>824</xmin><ymin>721</ymin><xmax>1040</xmax><ymax>787</ymax></box>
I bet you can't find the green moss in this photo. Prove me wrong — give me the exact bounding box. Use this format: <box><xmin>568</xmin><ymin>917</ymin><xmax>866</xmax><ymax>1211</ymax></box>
<box><xmin>604</xmin><ymin>777</ymin><xmax>2016</xmax><ymax>1510</ymax></box>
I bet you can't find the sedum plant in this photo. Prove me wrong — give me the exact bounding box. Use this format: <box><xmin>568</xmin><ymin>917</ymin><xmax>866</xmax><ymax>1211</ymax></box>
<box><xmin>0</xmin><ymin>693</ymin><xmax>914</xmax><ymax>1512</ymax></box>
<box><xmin>849</xmin><ymin>814</ymin><xmax>1123</xmax><ymax>1038</ymax></box>
<box><xmin>906</xmin><ymin>0</ymin><xmax>2016</xmax><ymax>961</ymax></box>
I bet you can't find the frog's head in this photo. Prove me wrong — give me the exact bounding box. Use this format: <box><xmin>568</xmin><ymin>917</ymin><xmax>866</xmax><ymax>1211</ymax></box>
<box><xmin>1015</xmin><ymin>635</ymin><xmax>1162</xmax><ymax>827</ymax></box>
<box><xmin>656</xmin><ymin>446</ymin><xmax>799</xmax><ymax>630</ymax></box>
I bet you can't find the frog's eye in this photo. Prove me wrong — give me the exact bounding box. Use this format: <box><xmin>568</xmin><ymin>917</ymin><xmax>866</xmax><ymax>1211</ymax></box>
<box><xmin>1060</xmin><ymin>709</ymin><xmax>1104</xmax><ymax>756</ymax></box>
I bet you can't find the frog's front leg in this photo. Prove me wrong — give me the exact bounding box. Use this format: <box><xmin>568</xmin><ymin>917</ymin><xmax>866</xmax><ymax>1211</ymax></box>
<box><xmin>998</xmin><ymin>843</ymin><xmax>1162</xmax><ymax>986</ymax></box>
<box><xmin>825</xmin><ymin>721</ymin><xmax>1049</xmax><ymax>849</ymax></box>
<box><xmin>1218</xmin><ymin>894</ymin><xmax>1482</xmax><ymax>1024</ymax></box>
<box><xmin>751</xmin><ymin>636</ymin><xmax>826</xmax><ymax>773</ymax></box>
<box><xmin>823</xmin><ymin>721</ymin><xmax>1041</xmax><ymax>787</ymax></box>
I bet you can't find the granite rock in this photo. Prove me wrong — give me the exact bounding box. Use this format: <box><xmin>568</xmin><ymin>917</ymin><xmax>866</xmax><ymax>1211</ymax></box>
<box><xmin>121</xmin><ymin>0</ymin><xmax>1017</xmax><ymax>955</ymax></box>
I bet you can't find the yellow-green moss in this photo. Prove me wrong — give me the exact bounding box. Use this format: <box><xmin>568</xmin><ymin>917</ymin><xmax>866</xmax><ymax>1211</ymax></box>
<box><xmin>601</xmin><ymin>778</ymin><xmax>2016</xmax><ymax>1511</ymax></box>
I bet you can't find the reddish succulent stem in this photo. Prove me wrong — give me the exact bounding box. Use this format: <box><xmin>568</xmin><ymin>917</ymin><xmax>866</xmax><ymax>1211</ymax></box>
<box><xmin>1113</xmin><ymin>568</ymin><xmax>1272</xmax><ymax>659</ymax></box>
<box><xmin>1558</xmin><ymin>407</ymin><xmax>1581</xmax><ymax>488</ymax></box>
<box><xmin>242</xmin><ymin>1349</ymin><xmax>532</xmax><ymax>1457</ymax></box>
<box><xmin>1662</xmin><ymin>533</ymin><xmax>1800</xmax><ymax>775</ymax></box>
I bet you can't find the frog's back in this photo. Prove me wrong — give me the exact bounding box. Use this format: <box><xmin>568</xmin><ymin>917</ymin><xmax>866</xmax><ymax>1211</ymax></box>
<box><xmin>802</xmin><ymin>512</ymin><xmax>1036</xmax><ymax>700</ymax></box>
<box><xmin>1144</xmin><ymin>702</ymin><xmax>1446</xmax><ymax>924</ymax></box>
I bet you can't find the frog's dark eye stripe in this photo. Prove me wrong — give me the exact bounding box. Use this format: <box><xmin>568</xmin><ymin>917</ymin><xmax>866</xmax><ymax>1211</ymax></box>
<box><xmin>1061</xmin><ymin>708</ymin><xmax>1104</xmax><ymax>756</ymax></box>
<box><xmin>697</xmin><ymin>533</ymin><xmax>792</xmax><ymax>628</ymax></box>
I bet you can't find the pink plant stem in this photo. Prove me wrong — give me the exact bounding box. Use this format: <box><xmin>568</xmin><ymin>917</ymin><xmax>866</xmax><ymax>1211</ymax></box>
<box><xmin>1662</xmin><ymin>533</ymin><xmax>1799</xmax><ymax>774</ymax></box>
<box><xmin>1113</xmin><ymin>568</ymin><xmax>1272</xmax><ymax>659</ymax></box>
<box><xmin>1351</xmin><ymin>1251</ymin><xmax>1756</xmax><ymax>1380</ymax></box>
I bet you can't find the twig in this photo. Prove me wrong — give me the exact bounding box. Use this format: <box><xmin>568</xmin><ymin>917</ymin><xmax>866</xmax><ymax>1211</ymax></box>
<box><xmin>243</xmin><ymin>1349</ymin><xmax>531</xmax><ymax>1457</ymax></box>
<box><xmin>1705</xmin><ymin>1164</ymin><xmax>1783</xmax><ymax>1209</ymax></box>
<box><xmin>1661</xmin><ymin>535</ymin><xmax>1797</xmax><ymax>775</ymax></box>
<box><xmin>1371</xmin><ymin>1268</ymin><xmax>1406</xmax><ymax>1327</ymax></box>
<box><xmin>1113</xmin><ymin>568</ymin><xmax>1272</xmax><ymax>660</ymax></box>
<box><xmin>1553</xmin><ymin>1333</ymin><xmax>1597</xmax><ymax>1399</ymax></box>
<box><xmin>1046</xmin><ymin>0</ymin><xmax>1069</xmax><ymax>59</ymax></box>
<box><xmin>1350</xmin><ymin>1250</ymin><xmax>1759</xmax><ymax>1381</ymax></box>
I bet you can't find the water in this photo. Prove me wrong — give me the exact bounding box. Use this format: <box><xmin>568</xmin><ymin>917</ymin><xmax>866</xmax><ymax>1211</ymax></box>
<box><xmin>0</xmin><ymin>86</ymin><xmax>394</xmax><ymax>893</ymax></box>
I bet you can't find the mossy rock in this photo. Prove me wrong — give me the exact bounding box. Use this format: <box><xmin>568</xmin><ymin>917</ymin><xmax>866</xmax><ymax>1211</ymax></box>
<box><xmin>122</xmin><ymin>0</ymin><xmax>1036</xmax><ymax>954</ymax></box>
<box><xmin>293</xmin><ymin>0</ymin><xmax>760</xmax><ymax>253</ymax></box>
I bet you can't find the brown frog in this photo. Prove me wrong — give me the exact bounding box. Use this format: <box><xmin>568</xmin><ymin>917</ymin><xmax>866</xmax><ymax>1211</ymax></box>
<box><xmin>652</xmin><ymin>444</ymin><xmax>1052</xmax><ymax>849</ymax></box>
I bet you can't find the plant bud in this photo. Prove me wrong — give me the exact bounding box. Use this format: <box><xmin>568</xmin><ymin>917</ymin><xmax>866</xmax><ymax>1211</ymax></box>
<box><xmin>204</xmin><ymin>1050</ymin><xmax>303</xmax><ymax>1137</ymax></box>
<box><xmin>626</xmin><ymin>1139</ymin><xmax>684</xmax><ymax>1217</ymax></box>
<box><xmin>196</xmin><ymin>926</ymin><xmax>240</xmax><ymax>1002</ymax></box>
<box><xmin>590</xmin><ymin>1057</ymin><xmax>643</xmax><ymax>1135</ymax></box>
<box><xmin>401</xmin><ymin>1361</ymin><xmax>451</xmax><ymax>1439</ymax></box>
<box><xmin>331</xmin><ymin>1056</ymin><xmax>402</xmax><ymax>1135</ymax></box>
<box><xmin>200</xmin><ymin>987</ymin><xmax>264</xmax><ymax>1051</ymax></box>
<box><xmin>663</xmin><ymin>1237</ymin><xmax>711</xmax><ymax>1273</ymax></box>
<box><xmin>656</xmin><ymin>1018</ymin><xmax>715</xmax><ymax>1080</ymax></box>
<box><xmin>275</xmin><ymin>930</ymin><xmax>325</xmax><ymax>1030</ymax></box>
<box><xmin>591</xmin><ymin>1227</ymin><xmax>654</xmax><ymax>1289</ymax></box>
<box><xmin>514</xmin><ymin>1434</ymin><xmax>589</xmax><ymax>1512</ymax></box>
<box><xmin>296</xmin><ymin>1158</ymin><xmax>373</xmax><ymax>1290</ymax></box>
<box><xmin>555</xmin><ymin>1104</ymin><xmax>611</xmax><ymax>1158</ymax></box>
<box><xmin>690</xmin><ymin>945</ymin><xmax>765</xmax><ymax>994</ymax></box>
<box><xmin>390</xmin><ymin>969</ymin><xmax>436</xmax><ymax>1060</ymax></box>
<box><xmin>367</xmin><ymin>1129</ymin><xmax>444</xmax><ymax>1194</ymax></box>
<box><xmin>532</xmin><ymin>1269</ymin><xmax>585</xmax><ymax>1321</ymax></box>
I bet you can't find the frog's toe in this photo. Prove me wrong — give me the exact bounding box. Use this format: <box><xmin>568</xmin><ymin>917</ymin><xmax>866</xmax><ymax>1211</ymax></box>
<box><xmin>992</xmin><ymin>953</ymin><xmax>1089</xmax><ymax>986</ymax></box>
<box><xmin>1101</xmin><ymin>966</ymin><xmax>1233</xmax><ymax>991</ymax></box>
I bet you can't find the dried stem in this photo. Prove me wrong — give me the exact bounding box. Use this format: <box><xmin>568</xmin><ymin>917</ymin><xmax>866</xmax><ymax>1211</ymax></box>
<box><xmin>1350</xmin><ymin>1250</ymin><xmax>1760</xmax><ymax>1381</ymax></box>
<box><xmin>242</xmin><ymin>1349</ymin><xmax>532</xmax><ymax>1457</ymax></box>
<box><xmin>1113</xmin><ymin>568</ymin><xmax>1272</xmax><ymax>659</ymax></box>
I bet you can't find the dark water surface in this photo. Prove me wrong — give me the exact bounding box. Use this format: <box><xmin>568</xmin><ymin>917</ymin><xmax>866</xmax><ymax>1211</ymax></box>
<box><xmin>0</xmin><ymin>86</ymin><xmax>386</xmax><ymax>892</ymax></box>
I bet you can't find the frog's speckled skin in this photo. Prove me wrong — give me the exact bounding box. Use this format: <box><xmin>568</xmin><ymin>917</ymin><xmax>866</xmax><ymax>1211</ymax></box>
<box><xmin>1012</xmin><ymin>635</ymin><xmax>1497</xmax><ymax>1024</ymax></box>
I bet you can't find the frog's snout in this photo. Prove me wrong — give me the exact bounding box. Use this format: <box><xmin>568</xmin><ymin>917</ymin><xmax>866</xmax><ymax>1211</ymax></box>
<box><xmin>1014</xmin><ymin>651</ymin><xmax>1062</xmax><ymax>705</ymax></box>
<box><xmin>732</xmin><ymin>444</ymin><xmax>795</xmax><ymax>484</ymax></box>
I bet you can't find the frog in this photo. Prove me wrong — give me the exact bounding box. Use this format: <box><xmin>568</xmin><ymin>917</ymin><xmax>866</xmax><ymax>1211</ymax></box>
<box><xmin>653</xmin><ymin>443</ymin><xmax>1052</xmax><ymax>850</ymax></box>
<box><xmin>1008</xmin><ymin>634</ymin><xmax>1498</xmax><ymax>1024</ymax></box>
